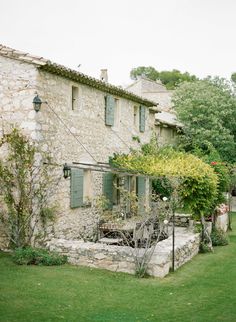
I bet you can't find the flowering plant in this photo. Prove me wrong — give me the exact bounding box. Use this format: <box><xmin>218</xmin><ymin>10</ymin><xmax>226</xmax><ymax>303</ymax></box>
<box><xmin>215</xmin><ymin>203</ymin><xmax>229</xmax><ymax>215</ymax></box>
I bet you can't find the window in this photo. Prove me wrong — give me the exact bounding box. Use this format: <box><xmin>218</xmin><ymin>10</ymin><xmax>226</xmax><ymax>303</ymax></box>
<box><xmin>102</xmin><ymin>174</ymin><xmax>131</xmax><ymax>210</ymax></box>
<box><xmin>113</xmin><ymin>177</ymin><xmax>121</xmax><ymax>206</ymax></box>
<box><xmin>103</xmin><ymin>172</ymin><xmax>114</xmax><ymax>209</ymax></box>
<box><xmin>139</xmin><ymin>105</ymin><xmax>146</xmax><ymax>132</ymax></box>
<box><xmin>105</xmin><ymin>95</ymin><xmax>120</xmax><ymax>128</ymax></box>
<box><xmin>105</xmin><ymin>95</ymin><xmax>115</xmax><ymax>126</ymax></box>
<box><xmin>70</xmin><ymin>168</ymin><xmax>92</xmax><ymax>208</ymax></box>
<box><xmin>134</xmin><ymin>106</ymin><xmax>139</xmax><ymax>129</ymax></box>
<box><xmin>72</xmin><ymin>86</ymin><xmax>79</xmax><ymax>110</ymax></box>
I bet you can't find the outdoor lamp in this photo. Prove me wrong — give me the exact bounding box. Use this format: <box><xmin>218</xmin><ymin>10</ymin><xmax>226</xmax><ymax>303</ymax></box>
<box><xmin>33</xmin><ymin>94</ymin><xmax>42</xmax><ymax>112</ymax></box>
<box><xmin>63</xmin><ymin>163</ymin><xmax>71</xmax><ymax>179</ymax></box>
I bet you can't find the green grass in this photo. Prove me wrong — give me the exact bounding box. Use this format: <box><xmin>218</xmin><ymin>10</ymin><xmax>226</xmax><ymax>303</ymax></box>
<box><xmin>1</xmin><ymin>215</ymin><xmax>236</xmax><ymax>322</ymax></box>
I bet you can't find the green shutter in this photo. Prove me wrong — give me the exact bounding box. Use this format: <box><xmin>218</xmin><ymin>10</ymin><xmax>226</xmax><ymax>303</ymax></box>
<box><xmin>137</xmin><ymin>176</ymin><xmax>146</xmax><ymax>198</ymax></box>
<box><xmin>70</xmin><ymin>168</ymin><xmax>84</xmax><ymax>208</ymax></box>
<box><xmin>124</xmin><ymin>176</ymin><xmax>131</xmax><ymax>213</ymax></box>
<box><xmin>103</xmin><ymin>172</ymin><xmax>114</xmax><ymax>209</ymax></box>
<box><xmin>105</xmin><ymin>95</ymin><xmax>115</xmax><ymax>126</ymax></box>
<box><xmin>139</xmin><ymin>105</ymin><xmax>145</xmax><ymax>132</ymax></box>
<box><xmin>137</xmin><ymin>176</ymin><xmax>146</xmax><ymax>214</ymax></box>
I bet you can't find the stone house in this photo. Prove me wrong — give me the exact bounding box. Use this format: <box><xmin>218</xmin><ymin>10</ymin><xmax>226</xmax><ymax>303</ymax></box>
<box><xmin>126</xmin><ymin>77</ymin><xmax>182</xmax><ymax>146</ymax></box>
<box><xmin>0</xmin><ymin>45</ymin><xmax>158</xmax><ymax>247</ymax></box>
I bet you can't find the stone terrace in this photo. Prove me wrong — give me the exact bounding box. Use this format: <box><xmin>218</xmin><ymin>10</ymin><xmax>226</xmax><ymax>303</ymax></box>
<box><xmin>48</xmin><ymin>228</ymin><xmax>200</xmax><ymax>278</ymax></box>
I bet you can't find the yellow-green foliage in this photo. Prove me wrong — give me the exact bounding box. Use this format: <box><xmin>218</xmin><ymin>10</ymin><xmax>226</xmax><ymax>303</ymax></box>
<box><xmin>111</xmin><ymin>150</ymin><xmax>218</xmax><ymax>218</ymax></box>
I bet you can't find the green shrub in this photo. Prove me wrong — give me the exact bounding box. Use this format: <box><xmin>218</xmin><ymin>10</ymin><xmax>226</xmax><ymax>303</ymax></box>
<box><xmin>211</xmin><ymin>227</ymin><xmax>229</xmax><ymax>246</ymax></box>
<box><xmin>12</xmin><ymin>247</ymin><xmax>67</xmax><ymax>266</ymax></box>
<box><xmin>152</xmin><ymin>177</ymin><xmax>173</xmax><ymax>198</ymax></box>
<box><xmin>199</xmin><ymin>242</ymin><xmax>212</xmax><ymax>253</ymax></box>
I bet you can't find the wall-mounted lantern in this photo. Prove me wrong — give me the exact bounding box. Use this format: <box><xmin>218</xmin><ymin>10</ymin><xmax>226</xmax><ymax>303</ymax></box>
<box><xmin>33</xmin><ymin>94</ymin><xmax>42</xmax><ymax>112</ymax></box>
<box><xmin>63</xmin><ymin>163</ymin><xmax>71</xmax><ymax>179</ymax></box>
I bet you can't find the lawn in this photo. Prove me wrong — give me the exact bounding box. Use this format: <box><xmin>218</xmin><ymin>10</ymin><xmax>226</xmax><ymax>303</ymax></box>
<box><xmin>0</xmin><ymin>215</ymin><xmax>236</xmax><ymax>322</ymax></box>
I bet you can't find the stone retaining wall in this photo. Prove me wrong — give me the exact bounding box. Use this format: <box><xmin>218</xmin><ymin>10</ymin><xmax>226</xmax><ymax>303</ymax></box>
<box><xmin>48</xmin><ymin>228</ymin><xmax>200</xmax><ymax>278</ymax></box>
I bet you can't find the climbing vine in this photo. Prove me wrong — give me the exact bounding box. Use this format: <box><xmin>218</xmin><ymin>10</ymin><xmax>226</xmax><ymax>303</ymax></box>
<box><xmin>110</xmin><ymin>147</ymin><xmax>218</xmax><ymax>219</ymax></box>
<box><xmin>0</xmin><ymin>128</ymin><xmax>59</xmax><ymax>248</ymax></box>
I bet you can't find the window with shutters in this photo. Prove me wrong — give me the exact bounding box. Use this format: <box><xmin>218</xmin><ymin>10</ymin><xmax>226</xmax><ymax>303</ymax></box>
<box><xmin>136</xmin><ymin>176</ymin><xmax>146</xmax><ymax>199</ymax></box>
<box><xmin>113</xmin><ymin>176</ymin><xmax>121</xmax><ymax>205</ymax></box>
<box><xmin>70</xmin><ymin>168</ymin><xmax>84</xmax><ymax>208</ymax></box>
<box><xmin>134</xmin><ymin>106</ymin><xmax>139</xmax><ymax>129</ymax></box>
<box><xmin>113</xmin><ymin>98</ymin><xmax>120</xmax><ymax>129</ymax></box>
<box><xmin>72</xmin><ymin>86</ymin><xmax>79</xmax><ymax>110</ymax></box>
<box><xmin>139</xmin><ymin>105</ymin><xmax>146</xmax><ymax>132</ymax></box>
<box><xmin>105</xmin><ymin>95</ymin><xmax>115</xmax><ymax>126</ymax></box>
<box><xmin>70</xmin><ymin>168</ymin><xmax>92</xmax><ymax>208</ymax></box>
<box><xmin>103</xmin><ymin>172</ymin><xmax>114</xmax><ymax>209</ymax></box>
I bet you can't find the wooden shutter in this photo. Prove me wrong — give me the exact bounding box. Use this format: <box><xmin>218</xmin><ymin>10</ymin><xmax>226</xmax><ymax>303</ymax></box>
<box><xmin>124</xmin><ymin>176</ymin><xmax>131</xmax><ymax>213</ymax></box>
<box><xmin>103</xmin><ymin>173</ymin><xmax>114</xmax><ymax>209</ymax></box>
<box><xmin>137</xmin><ymin>176</ymin><xmax>146</xmax><ymax>198</ymax></box>
<box><xmin>137</xmin><ymin>176</ymin><xmax>146</xmax><ymax>214</ymax></box>
<box><xmin>139</xmin><ymin>105</ymin><xmax>146</xmax><ymax>132</ymax></box>
<box><xmin>105</xmin><ymin>95</ymin><xmax>115</xmax><ymax>126</ymax></box>
<box><xmin>70</xmin><ymin>168</ymin><xmax>84</xmax><ymax>208</ymax></box>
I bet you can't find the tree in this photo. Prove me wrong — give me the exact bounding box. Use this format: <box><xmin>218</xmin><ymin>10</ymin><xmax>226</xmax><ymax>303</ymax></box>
<box><xmin>0</xmin><ymin>128</ymin><xmax>59</xmax><ymax>248</ymax></box>
<box><xmin>130</xmin><ymin>66</ymin><xmax>159</xmax><ymax>82</ymax></box>
<box><xmin>173</xmin><ymin>77</ymin><xmax>236</xmax><ymax>163</ymax></box>
<box><xmin>130</xmin><ymin>66</ymin><xmax>197</xmax><ymax>89</ymax></box>
<box><xmin>231</xmin><ymin>72</ymin><xmax>236</xmax><ymax>83</ymax></box>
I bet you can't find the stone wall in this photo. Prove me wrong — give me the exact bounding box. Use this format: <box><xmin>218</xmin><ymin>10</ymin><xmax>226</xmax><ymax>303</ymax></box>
<box><xmin>0</xmin><ymin>56</ymin><xmax>156</xmax><ymax>244</ymax></box>
<box><xmin>155</xmin><ymin>125</ymin><xmax>178</xmax><ymax>146</ymax></box>
<box><xmin>48</xmin><ymin>228</ymin><xmax>200</xmax><ymax>278</ymax></box>
<box><xmin>35</xmin><ymin>70</ymin><xmax>156</xmax><ymax>241</ymax></box>
<box><xmin>126</xmin><ymin>78</ymin><xmax>173</xmax><ymax>112</ymax></box>
<box><xmin>0</xmin><ymin>56</ymin><xmax>40</xmax><ymax>249</ymax></box>
<box><xmin>0</xmin><ymin>56</ymin><xmax>40</xmax><ymax>137</ymax></box>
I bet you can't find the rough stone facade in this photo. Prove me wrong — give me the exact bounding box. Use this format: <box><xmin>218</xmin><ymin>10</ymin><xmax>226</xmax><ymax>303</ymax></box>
<box><xmin>0</xmin><ymin>46</ymin><xmax>157</xmax><ymax>247</ymax></box>
<box><xmin>48</xmin><ymin>228</ymin><xmax>200</xmax><ymax>278</ymax></box>
<box><xmin>126</xmin><ymin>77</ymin><xmax>181</xmax><ymax>146</ymax></box>
<box><xmin>126</xmin><ymin>77</ymin><xmax>173</xmax><ymax>112</ymax></box>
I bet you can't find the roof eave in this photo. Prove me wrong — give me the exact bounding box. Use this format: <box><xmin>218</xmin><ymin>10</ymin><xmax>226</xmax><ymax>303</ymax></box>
<box><xmin>39</xmin><ymin>62</ymin><xmax>157</xmax><ymax>108</ymax></box>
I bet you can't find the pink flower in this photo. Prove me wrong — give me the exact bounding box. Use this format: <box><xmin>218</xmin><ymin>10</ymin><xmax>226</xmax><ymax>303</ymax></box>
<box><xmin>216</xmin><ymin>203</ymin><xmax>229</xmax><ymax>215</ymax></box>
<box><xmin>211</xmin><ymin>161</ymin><xmax>217</xmax><ymax>165</ymax></box>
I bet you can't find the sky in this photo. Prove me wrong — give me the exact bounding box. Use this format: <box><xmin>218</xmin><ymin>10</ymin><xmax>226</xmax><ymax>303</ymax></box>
<box><xmin>1</xmin><ymin>0</ymin><xmax>236</xmax><ymax>86</ymax></box>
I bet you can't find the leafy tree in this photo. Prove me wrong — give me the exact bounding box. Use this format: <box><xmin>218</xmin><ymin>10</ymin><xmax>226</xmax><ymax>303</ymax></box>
<box><xmin>130</xmin><ymin>66</ymin><xmax>159</xmax><ymax>82</ymax></box>
<box><xmin>130</xmin><ymin>66</ymin><xmax>197</xmax><ymax>89</ymax></box>
<box><xmin>231</xmin><ymin>72</ymin><xmax>236</xmax><ymax>83</ymax></box>
<box><xmin>173</xmin><ymin>77</ymin><xmax>236</xmax><ymax>163</ymax></box>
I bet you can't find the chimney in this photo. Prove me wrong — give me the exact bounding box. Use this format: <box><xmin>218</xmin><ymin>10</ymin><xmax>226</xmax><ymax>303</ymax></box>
<box><xmin>100</xmin><ymin>69</ymin><xmax>108</xmax><ymax>82</ymax></box>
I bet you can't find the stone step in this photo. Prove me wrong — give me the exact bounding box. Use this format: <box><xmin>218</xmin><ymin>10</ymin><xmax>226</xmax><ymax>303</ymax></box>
<box><xmin>98</xmin><ymin>237</ymin><xmax>123</xmax><ymax>245</ymax></box>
